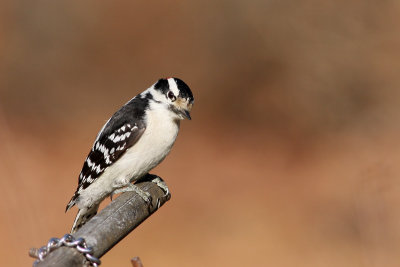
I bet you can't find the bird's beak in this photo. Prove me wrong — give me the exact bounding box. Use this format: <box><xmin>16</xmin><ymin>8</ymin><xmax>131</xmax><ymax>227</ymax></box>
<box><xmin>179</xmin><ymin>109</ymin><xmax>191</xmax><ymax>120</ymax></box>
<box><xmin>183</xmin><ymin>101</ymin><xmax>193</xmax><ymax>120</ymax></box>
<box><xmin>173</xmin><ymin>98</ymin><xmax>193</xmax><ymax>120</ymax></box>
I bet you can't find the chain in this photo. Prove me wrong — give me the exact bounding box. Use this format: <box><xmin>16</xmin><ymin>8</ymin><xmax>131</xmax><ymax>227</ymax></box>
<box><xmin>32</xmin><ymin>234</ymin><xmax>101</xmax><ymax>267</ymax></box>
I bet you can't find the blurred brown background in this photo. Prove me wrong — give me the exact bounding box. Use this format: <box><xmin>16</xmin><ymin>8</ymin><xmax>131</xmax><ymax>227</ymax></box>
<box><xmin>1</xmin><ymin>1</ymin><xmax>400</xmax><ymax>266</ymax></box>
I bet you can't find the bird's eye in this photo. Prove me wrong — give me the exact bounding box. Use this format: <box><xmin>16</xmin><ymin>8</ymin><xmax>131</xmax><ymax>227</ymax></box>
<box><xmin>167</xmin><ymin>91</ymin><xmax>176</xmax><ymax>101</ymax></box>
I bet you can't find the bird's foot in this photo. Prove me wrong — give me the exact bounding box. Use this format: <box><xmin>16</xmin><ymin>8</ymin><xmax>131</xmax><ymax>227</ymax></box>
<box><xmin>150</xmin><ymin>176</ymin><xmax>170</xmax><ymax>197</ymax></box>
<box><xmin>134</xmin><ymin>174</ymin><xmax>171</xmax><ymax>209</ymax></box>
<box><xmin>110</xmin><ymin>184</ymin><xmax>152</xmax><ymax>204</ymax></box>
<box><xmin>137</xmin><ymin>173</ymin><xmax>170</xmax><ymax>198</ymax></box>
<box><xmin>147</xmin><ymin>175</ymin><xmax>171</xmax><ymax>209</ymax></box>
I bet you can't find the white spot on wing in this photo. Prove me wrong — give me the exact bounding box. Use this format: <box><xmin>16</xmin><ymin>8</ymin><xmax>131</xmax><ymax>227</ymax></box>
<box><xmin>86</xmin><ymin>158</ymin><xmax>94</xmax><ymax>168</ymax></box>
<box><xmin>117</xmin><ymin>144</ymin><xmax>126</xmax><ymax>151</ymax></box>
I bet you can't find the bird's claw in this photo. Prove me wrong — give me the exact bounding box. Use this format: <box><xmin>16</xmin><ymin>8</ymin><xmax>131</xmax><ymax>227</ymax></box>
<box><xmin>150</xmin><ymin>176</ymin><xmax>170</xmax><ymax>197</ymax></box>
<box><xmin>110</xmin><ymin>184</ymin><xmax>152</xmax><ymax>204</ymax></box>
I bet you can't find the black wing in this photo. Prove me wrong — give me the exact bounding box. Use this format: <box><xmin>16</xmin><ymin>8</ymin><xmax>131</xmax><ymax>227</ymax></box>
<box><xmin>66</xmin><ymin>97</ymin><xmax>148</xmax><ymax>211</ymax></box>
<box><xmin>79</xmin><ymin>121</ymin><xmax>145</xmax><ymax>190</ymax></box>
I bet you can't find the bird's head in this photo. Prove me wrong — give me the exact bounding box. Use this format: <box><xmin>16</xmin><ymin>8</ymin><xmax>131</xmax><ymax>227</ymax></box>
<box><xmin>151</xmin><ymin>77</ymin><xmax>194</xmax><ymax>120</ymax></box>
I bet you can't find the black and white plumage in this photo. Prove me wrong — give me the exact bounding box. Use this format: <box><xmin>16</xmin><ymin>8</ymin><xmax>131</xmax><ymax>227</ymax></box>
<box><xmin>66</xmin><ymin>77</ymin><xmax>194</xmax><ymax>233</ymax></box>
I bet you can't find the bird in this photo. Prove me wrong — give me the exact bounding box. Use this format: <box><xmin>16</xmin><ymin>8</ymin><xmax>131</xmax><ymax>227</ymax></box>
<box><xmin>66</xmin><ymin>77</ymin><xmax>194</xmax><ymax>233</ymax></box>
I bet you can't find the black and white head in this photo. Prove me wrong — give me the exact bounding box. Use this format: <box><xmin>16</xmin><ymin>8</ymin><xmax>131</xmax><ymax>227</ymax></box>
<box><xmin>145</xmin><ymin>77</ymin><xmax>194</xmax><ymax>120</ymax></box>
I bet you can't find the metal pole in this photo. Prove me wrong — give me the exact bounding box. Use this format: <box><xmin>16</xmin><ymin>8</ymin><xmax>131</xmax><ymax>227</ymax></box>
<box><xmin>34</xmin><ymin>180</ymin><xmax>170</xmax><ymax>267</ymax></box>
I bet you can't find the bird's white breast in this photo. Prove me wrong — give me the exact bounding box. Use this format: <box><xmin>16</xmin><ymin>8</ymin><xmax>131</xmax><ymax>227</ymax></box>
<box><xmin>111</xmin><ymin>107</ymin><xmax>180</xmax><ymax>186</ymax></box>
<box><xmin>77</xmin><ymin>104</ymin><xmax>180</xmax><ymax>209</ymax></box>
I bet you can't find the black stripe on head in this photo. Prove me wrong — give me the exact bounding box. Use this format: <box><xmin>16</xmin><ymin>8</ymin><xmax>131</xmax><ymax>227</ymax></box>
<box><xmin>174</xmin><ymin>78</ymin><xmax>194</xmax><ymax>103</ymax></box>
<box><xmin>154</xmin><ymin>78</ymin><xmax>169</xmax><ymax>94</ymax></box>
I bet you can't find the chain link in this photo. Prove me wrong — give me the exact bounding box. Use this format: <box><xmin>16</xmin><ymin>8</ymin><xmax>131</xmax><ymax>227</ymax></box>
<box><xmin>32</xmin><ymin>234</ymin><xmax>101</xmax><ymax>267</ymax></box>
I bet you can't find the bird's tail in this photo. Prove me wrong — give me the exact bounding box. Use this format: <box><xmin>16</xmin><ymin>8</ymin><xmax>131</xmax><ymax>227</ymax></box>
<box><xmin>70</xmin><ymin>204</ymin><xmax>100</xmax><ymax>234</ymax></box>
